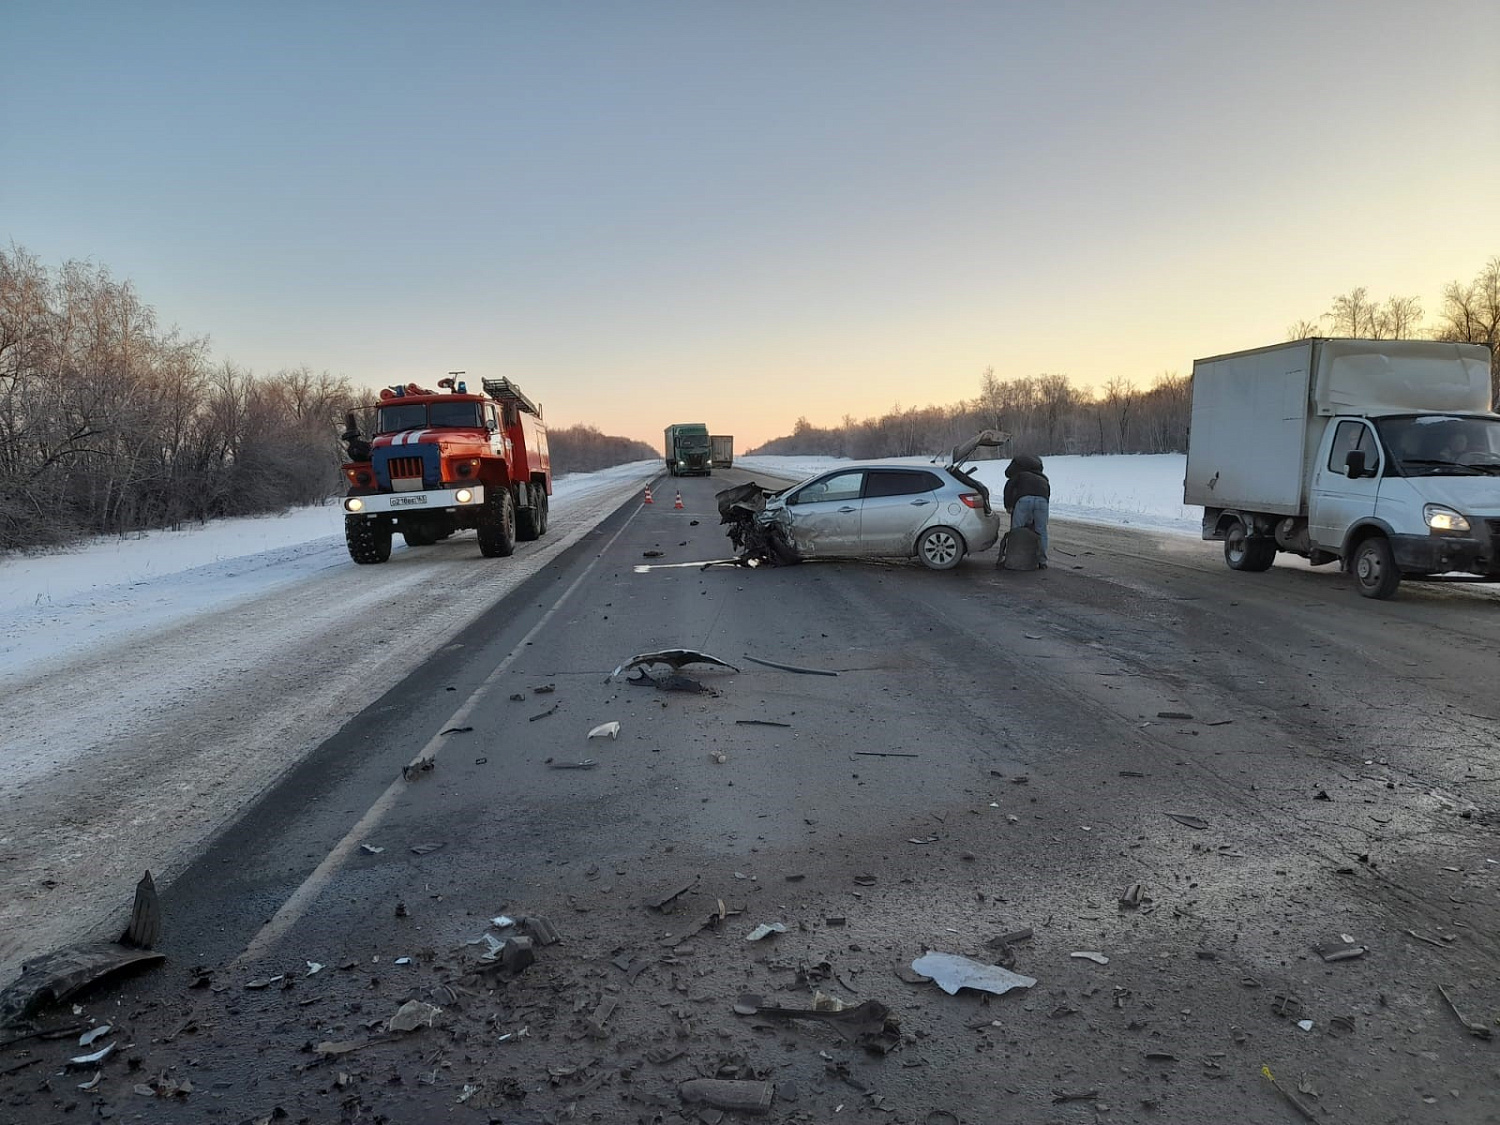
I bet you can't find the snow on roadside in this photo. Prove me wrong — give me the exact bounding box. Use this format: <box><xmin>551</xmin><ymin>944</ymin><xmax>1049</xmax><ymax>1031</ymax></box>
<box><xmin>0</xmin><ymin>460</ymin><xmax>659</xmax><ymax>679</ymax></box>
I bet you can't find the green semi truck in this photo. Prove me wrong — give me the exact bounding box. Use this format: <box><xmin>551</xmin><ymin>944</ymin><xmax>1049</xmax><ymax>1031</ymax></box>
<box><xmin>664</xmin><ymin>423</ymin><xmax>712</xmax><ymax>476</ymax></box>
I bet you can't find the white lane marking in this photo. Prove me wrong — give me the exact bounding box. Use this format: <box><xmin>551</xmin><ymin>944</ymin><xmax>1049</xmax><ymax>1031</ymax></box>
<box><xmin>236</xmin><ymin>503</ymin><xmax>645</xmax><ymax>965</ymax></box>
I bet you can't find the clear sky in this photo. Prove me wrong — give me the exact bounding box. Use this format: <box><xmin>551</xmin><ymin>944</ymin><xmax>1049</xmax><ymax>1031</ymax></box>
<box><xmin>6</xmin><ymin>1</ymin><xmax>1498</xmax><ymax>448</ymax></box>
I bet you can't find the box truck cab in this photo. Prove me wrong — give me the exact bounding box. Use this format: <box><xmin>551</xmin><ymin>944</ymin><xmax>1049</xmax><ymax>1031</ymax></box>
<box><xmin>1185</xmin><ymin>339</ymin><xmax>1500</xmax><ymax>599</ymax></box>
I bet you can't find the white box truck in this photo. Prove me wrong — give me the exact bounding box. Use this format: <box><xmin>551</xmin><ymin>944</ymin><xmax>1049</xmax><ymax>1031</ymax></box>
<box><xmin>1184</xmin><ymin>338</ymin><xmax>1500</xmax><ymax>598</ymax></box>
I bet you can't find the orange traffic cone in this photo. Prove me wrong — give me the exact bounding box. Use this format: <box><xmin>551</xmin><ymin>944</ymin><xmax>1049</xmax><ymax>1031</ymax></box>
<box><xmin>643</xmin><ymin>487</ymin><xmax>654</xmax><ymax>504</ymax></box>
<box><xmin>673</xmin><ymin>491</ymin><xmax>684</xmax><ymax>510</ymax></box>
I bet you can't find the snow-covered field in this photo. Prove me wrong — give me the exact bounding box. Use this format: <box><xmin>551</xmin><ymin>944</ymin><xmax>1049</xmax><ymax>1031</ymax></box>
<box><xmin>737</xmin><ymin>452</ymin><xmax>1200</xmax><ymax>536</ymax></box>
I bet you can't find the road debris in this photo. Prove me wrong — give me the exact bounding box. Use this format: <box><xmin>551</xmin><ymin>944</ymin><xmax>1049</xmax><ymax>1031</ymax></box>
<box><xmin>520</xmin><ymin>915</ymin><xmax>561</xmax><ymax>945</ymax></box>
<box><xmin>439</xmin><ymin>725</ymin><xmax>473</xmax><ymax>735</ymax></box>
<box><xmin>629</xmin><ymin>669</ymin><xmax>716</xmax><ymax>694</ymax></box>
<box><xmin>746</xmin><ymin>922</ymin><xmax>787</xmax><ymax>941</ymax></box>
<box><xmin>1296</xmin><ymin>1019</ymin><xmax>1314</xmax><ymax>1031</ymax></box>
<box><xmin>646</xmin><ymin>877</ymin><xmax>700</xmax><ymax>912</ymax></box>
<box><xmin>76</xmin><ymin>1072</ymin><xmax>102</xmax><ymax>1090</ymax></box>
<box><xmin>1166</xmin><ymin>813</ymin><xmax>1209</xmax><ymax>830</ymax></box>
<box><xmin>305</xmin><ymin>961</ymin><xmax>324</xmax><ymax>975</ymax></box>
<box><xmin>736</xmin><ymin>718</ymin><xmax>792</xmax><ymax>727</ymax></box>
<box><xmin>1437</xmin><ymin>983</ymin><xmax>1493</xmax><ymax>1040</ymax></box>
<box><xmin>742</xmin><ymin>654</ymin><xmax>838</xmax><ymax>676</ymax></box>
<box><xmin>1119</xmin><ymin>883</ymin><xmax>1145</xmax><ymax>909</ymax></box>
<box><xmin>910</xmin><ymin>952</ymin><xmax>1036</xmax><ymax>997</ymax></box>
<box><xmin>852</xmin><ymin>751</ymin><xmax>920</xmax><ymax>758</ymax></box>
<box><xmin>733</xmin><ymin>994</ymin><xmax>902</xmax><ymax>1053</ymax></box>
<box><xmin>529</xmin><ymin>703</ymin><xmax>559</xmax><ymax>721</ymax></box>
<box><xmin>315</xmin><ymin>1040</ymin><xmax>364</xmax><ymax>1056</ymax></box>
<box><xmin>359</xmin><ymin>843</ymin><xmax>384</xmax><ymax>855</ymax></box>
<box><xmin>386</xmin><ymin>1000</ymin><xmax>442</xmax><ymax>1032</ymax></box>
<box><xmin>121</xmin><ymin>870</ymin><xmax>161</xmax><ymax>949</ymax></box>
<box><xmin>1261</xmin><ymin>1065</ymin><xmax>1319</xmax><ymax>1121</ymax></box>
<box><xmin>679</xmin><ymin>1077</ymin><xmax>775</xmax><ymax>1113</ymax></box>
<box><xmin>0</xmin><ymin>943</ymin><xmax>165</xmax><ymax>1027</ymax></box>
<box><xmin>402</xmin><ymin>755</ymin><xmax>435</xmax><ymax>781</ymax></box>
<box><xmin>587</xmin><ymin>721</ymin><xmax>621</xmax><ymax>740</ymax></box>
<box><xmin>547</xmin><ymin>758</ymin><xmax>597</xmax><ymax>769</ymax></box>
<box><xmin>612</xmin><ymin>649</ymin><xmax>741</xmax><ymax>678</ymax></box>
<box><xmin>1071</xmin><ymin>951</ymin><xmax>1109</xmax><ymax>965</ymax></box>
<box><xmin>410</xmin><ymin>841</ymin><xmax>445</xmax><ymax>856</ymax></box>
<box><xmin>1157</xmin><ymin>711</ymin><xmax>1194</xmax><ymax>720</ymax></box>
<box><xmin>67</xmin><ymin>1042</ymin><xmax>116</xmax><ymax>1067</ymax></box>
<box><xmin>78</xmin><ymin>1024</ymin><xmax>112</xmax><ymax>1046</ymax></box>
<box><xmin>1314</xmin><ymin>939</ymin><xmax>1367</xmax><ymax>962</ymax></box>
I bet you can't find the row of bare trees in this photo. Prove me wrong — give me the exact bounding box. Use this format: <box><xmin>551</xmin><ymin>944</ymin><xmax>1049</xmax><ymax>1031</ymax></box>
<box><xmin>0</xmin><ymin>247</ymin><xmax>358</xmax><ymax>552</ymax></box>
<box><xmin>548</xmin><ymin>424</ymin><xmax>658</xmax><ymax>474</ymax></box>
<box><xmin>754</xmin><ymin>256</ymin><xmax>1499</xmax><ymax>461</ymax></box>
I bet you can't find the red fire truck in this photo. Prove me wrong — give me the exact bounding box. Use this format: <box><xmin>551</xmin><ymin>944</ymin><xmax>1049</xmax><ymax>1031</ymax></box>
<box><xmin>338</xmin><ymin>376</ymin><xmax>551</xmax><ymax>564</ymax></box>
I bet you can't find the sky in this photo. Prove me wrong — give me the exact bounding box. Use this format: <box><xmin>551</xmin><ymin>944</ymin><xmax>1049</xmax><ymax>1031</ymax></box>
<box><xmin>5</xmin><ymin>1</ymin><xmax>1499</xmax><ymax>449</ymax></box>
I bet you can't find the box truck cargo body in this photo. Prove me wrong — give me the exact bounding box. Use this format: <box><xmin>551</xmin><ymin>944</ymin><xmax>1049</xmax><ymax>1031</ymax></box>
<box><xmin>1184</xmin><ymin>338</ymin><xmax>1500</xmax><ymax>598</ymax></box>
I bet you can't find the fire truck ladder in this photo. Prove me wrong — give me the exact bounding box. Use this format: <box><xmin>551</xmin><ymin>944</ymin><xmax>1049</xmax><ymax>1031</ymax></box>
<box><xmin>481</xmin><ymin>378</ymin><xmax>541</xmax><ymax>418</ymax></box>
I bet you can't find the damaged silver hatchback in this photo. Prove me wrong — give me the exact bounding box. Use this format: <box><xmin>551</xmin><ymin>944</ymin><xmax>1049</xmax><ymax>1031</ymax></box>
<box><xmin>718</xmin><ymin>433</ymin><xmax>1007</xmax><ymax>570</ymax></box>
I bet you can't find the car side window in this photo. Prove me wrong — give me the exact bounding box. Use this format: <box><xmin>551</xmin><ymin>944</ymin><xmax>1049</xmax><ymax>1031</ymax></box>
<box><xmin>790</xmin><ymin>471</ymin><xmax>864</xmax><ymax>505</ymax></box>
<box><xmin>864</xmin><ymin>470</ymin><xmax>941</xmax><ymax>498</ymax></box>
<box><xmin>1328</xmin><ymin>420</ymin><xmax>1377</xmax><ymax>476</ymax></box>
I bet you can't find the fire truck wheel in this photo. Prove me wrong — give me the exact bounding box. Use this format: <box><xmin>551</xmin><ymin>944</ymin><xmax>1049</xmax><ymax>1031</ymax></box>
<box><xmin>535</xmin><ymin>489</ymin><xmax>549</xmax><ymax>535</ymax></box>
<box><xmin>477</xmin><ymin>487</ymin><xmax>517</xmax><ymax>558</ymax></box>
<box><xmin>517</xmin><ymin>486</ymin><xmax>550</xmax><ymax>541</ymax></box>
<box><xmin>346</xmin><ymin>516</ymin><xmax>392</xmax><ymax>564</ymax></box>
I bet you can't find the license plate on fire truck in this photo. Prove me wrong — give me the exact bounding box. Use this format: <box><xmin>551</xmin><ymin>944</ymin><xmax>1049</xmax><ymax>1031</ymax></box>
<box><xmin>389</xmin><ymin>495</ymin><xmax>428</xmax><ymax>507</ymax></box>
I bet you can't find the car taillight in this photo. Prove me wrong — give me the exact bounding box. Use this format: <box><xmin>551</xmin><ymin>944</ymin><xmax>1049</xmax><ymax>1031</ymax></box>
<box><xmin>958</xmin><ymin>493</ymin><xmax>984</xmax><ymax>509</ymax></box>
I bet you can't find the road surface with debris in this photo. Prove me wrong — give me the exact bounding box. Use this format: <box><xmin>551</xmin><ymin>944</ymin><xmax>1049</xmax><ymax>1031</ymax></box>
<box><xmin>3</xmin><ymin>470</ymin><xmax>1499</xmax><ymax>1124</ymax></box>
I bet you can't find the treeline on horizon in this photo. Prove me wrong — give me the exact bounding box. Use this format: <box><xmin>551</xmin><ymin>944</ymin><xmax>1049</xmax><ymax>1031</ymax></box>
<box><xmin>750</xmin><ymin>256</ymin><xmax>1500</xmax><ymax>461</ymax></box>
<box><xmin>0</xmin><ymin>247</ymin><xmax>659</xmax><ymax>553</ymax></box>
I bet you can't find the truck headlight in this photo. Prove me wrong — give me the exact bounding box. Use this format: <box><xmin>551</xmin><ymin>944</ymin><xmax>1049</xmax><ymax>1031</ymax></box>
<box><xmin>344</xmin><ymin>498</ymin><xmax>364</xmax><ymax>513</ymax></box>
<box><xmin>1424</xmin><ymin>504</ymin><xmax>1470</xmax><ymax>532</ymax></box>
<box><xmin>454</xmin><ymin>488</ymin><xmax>473</xmax><ymax>504</ymax></box>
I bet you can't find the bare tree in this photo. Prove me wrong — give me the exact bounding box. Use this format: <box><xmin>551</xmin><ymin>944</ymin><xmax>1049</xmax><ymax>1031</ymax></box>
<box><xmin>1286</xmin><ymin>318</ymin><xmax>1322</xmax><ymax>340</ymax></box>
<box><xmin>1435</xmin><ymin>256</ymin><xmax>1500</xmax><ymax>405</ymax></box>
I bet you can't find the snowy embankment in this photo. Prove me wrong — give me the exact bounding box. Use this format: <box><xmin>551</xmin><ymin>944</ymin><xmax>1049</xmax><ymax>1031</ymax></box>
<box><xmin>737</xmin><ymin>452</ymin><xmax>1200</xmax><ymax>536</ymax></box>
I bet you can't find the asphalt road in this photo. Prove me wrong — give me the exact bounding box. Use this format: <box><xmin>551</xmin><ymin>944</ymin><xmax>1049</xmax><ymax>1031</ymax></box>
<box><xmin>4</xmin><ymin>468</ymin><xmax>1500</xmax><ymax>1125</ymax></box>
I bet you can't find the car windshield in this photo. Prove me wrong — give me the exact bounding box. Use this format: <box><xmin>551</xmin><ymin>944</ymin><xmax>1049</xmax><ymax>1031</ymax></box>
<box><xmin>1376</xmin><ymin>415</ymin><xmax>1500</xmax><ymax>476</ymax></box>
<box><xmin>377</xmin><ymin>401</ymin><xmax>483</xmax><ymax>433</ymax></box>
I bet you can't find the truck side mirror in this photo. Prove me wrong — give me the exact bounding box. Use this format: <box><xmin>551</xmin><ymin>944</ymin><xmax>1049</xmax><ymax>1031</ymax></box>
<box><xmin>1344</xmin><ymin>449</ymin><xmax>1369</xmax><ymax>478</ymax></box>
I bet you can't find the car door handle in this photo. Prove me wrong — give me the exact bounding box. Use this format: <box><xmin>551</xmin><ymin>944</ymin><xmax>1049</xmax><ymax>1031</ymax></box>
<box><xmin>838</xmin><ymin>506</ymin><xmax>857</xmax><ymax>513</ymax></box>
<box><xmin>909</xmin><ymin>499</ymin><xmax>931</xmax><ymax>506</ymax></box>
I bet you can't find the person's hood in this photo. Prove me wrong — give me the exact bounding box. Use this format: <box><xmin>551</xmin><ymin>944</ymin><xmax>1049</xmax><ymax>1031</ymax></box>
<box><xmin>1006</xmin><ymin>454</ymin><xmax>1044</xmax><ymax>477</ymax></box>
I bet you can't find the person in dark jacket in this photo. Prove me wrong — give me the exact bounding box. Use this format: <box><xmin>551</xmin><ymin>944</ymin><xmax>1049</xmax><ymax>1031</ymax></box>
<box><xmin>1002</xmin><ymin>454</ymin><xmax>1051</xmax><ymax>568</ymax></box>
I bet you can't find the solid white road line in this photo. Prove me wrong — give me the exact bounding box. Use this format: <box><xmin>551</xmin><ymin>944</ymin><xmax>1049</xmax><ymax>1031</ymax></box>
<box><xmin>236</xmin><ymin>503</ymin><xmax>644</xmax><ymax>964</ymax></box>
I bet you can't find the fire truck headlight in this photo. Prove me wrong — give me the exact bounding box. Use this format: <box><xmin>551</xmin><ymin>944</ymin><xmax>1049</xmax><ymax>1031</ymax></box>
<box><xmin>344</xmin><ymin>498</ymin><xmax>365</xmax><ymax>513</ymax></box>
<box><xmin>454</xmin><ymin>489</ymin><xmax>474</xmax><ymax>504</ymax></box>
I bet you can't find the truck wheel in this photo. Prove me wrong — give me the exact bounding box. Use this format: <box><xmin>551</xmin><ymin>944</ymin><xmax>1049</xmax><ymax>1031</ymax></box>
<box><xmin>477</xmin><ymin>487</ymin><xmax>517</xmax><ymax>558</ymax></box>
<box><xmin>1224</xmin><ymin>523</ymin><xmax>1276</xmax><ymax>571</ymax></box>
<box><xmin>346</xmin><ymin>517</ymin><xmax>392</xmax><ymax>564</ymax></box>
<box><xmin>534</xmin><ymin>490</ymin><xmax>549</xmax><ymax>535</ymax></box>
<box><xmin>917</xmin><ymin>526</ymin><xmax>966</xmax><ymax>570</ymax></box>
<box><xmin>1352</xmin><ymin>536</ymin><xmax>1401</xmax><ymax>599</ymax></box>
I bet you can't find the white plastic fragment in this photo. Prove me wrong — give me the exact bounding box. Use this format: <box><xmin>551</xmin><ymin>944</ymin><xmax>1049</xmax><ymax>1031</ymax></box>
<box><xmin>79</xmin><ymin>1025</ymin><xmax>112</xmax><ymax>1047</ymax></box>
<box><xmin>69</xmin><ymin>1043</ymin><xmax>116</xmax><ymax>1067</ymax></box>
<box><xmin>491</xmin><ymin>915</ymin><xmax>516</xmax><ymax>928</ymax></box>
<box><xmin>306</xmin><ymin>961</ymin><xmax>324</xmax><ymax>976</ymax></box>
<box><xmin>387</xmin><ymin>999</ymin><xmax>442</xmax><ymax>1032</ymax></box>
<box><xmin>1071</xmin><ymin>951</ymin><xmax>1109</xmax><ymax>965</ymax></box>
<box><xmin>745</xmin><ymin>922</ymin><xmax>788</xmax><ymax>941</ymax></box>
<box><xmin>587</xmin><ymin>721</ymin><xmax>621</xmax><ymax>740</ymax></box>
<box><xmin>1297</xmin><ymin>1019</ymin><xmax>1314</xmax><ymax>1032</ymax></box>
<box><xmin>359</xmin><ymin>844</ymin><xmax>384</xmax><ymax>855</ymax></box>
<box><xmin>77</xmin><ymin>1073</ymin><xmax>102</xmax><ymax>1091</ymax></box>
<box><xmin>497</xmin><ymin>1026</ymin><xmax>530</xmax><ymax>1043</ymax></box>
<box><xmin>910</xmin><ymin>952</ymin><xmax>1037</xmax><ymax>997</ymax></box>
<box><xmin>395</xmin><ymin>957</ymin><xmax>412</xmax><ymax>965</ymax></box>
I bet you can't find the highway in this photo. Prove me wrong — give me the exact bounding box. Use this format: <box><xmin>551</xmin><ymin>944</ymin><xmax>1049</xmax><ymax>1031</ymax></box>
<box><xmin>4</xmin><ymin>467</ymin><xmax>1499</xmax><ymax>1124</ymax></box>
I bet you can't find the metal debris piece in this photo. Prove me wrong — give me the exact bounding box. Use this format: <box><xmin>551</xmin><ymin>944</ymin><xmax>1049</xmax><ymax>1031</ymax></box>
<box><xmin>642</xmin><ymin>550</ymin><xmax>664</xmax><ymax>558</ymax></box>
<box><xmin>852</xmin><ymin>874</ymin><xmax>878</xmax><ymax>886</ymax></box>
<box><xmin>529</xmin><ymin>703</ymin><xmax>559</xmax><ymax>722</ymax></box>
<box><xmin>121</xmin><ymin>870</ymin><xmax>162</xmax><ymax>949</ymax></box>
<box><xmin>315</xmin><ymin>1040</ymin><xmax>363</xmax><ymax>1056</ymax></box>
<box><xmin>78</xmin><ymin>1024</ymin><xmax>112</xmax><ymax>1047</ymax></box>
<box><xmin>736</xmin><ymin>719</ymin><xmax>792</xmax><ymax>728</ymax></box>
<box><xmin>742</xmin><ymin>654</ymin><xmax>837</xmax><ymax>676</ymax></box>
<box><xmin>587</xmin><ymin>721</ymin><xmax>620</xmax><ymax>740</ymax></box>
<box><xmin>612</xmin><ymin>649</ymin><xmax>741</xmax><ymax>679</ymax></box>
<box><xmin>1437</xmin><ymin>983</ymin><xmax>1493</xmax><ymax>1040</ymax></box>
<box><xmin>1314</xmin><ymin>940</ymin><xmax>1368</xmax><ymax>962</ymax></box>
<box><xmin>67</xmin><ymin>1042</ymin><xmax>116</xmax><ymax>1068</ymax></box>
<box><xmin>547</xmin><ymin>759</ymin><xmax>597</xmax><ymax>769</ymax></box>
<box><xmin>985</xmin><ymin>928</ymin><xmax>1034</xmax><ymax>949</ymax></box>
<box><xmin>0</xmin><ymin>944</ymin><xmax>166</xmax><ymax>1028</ymax></box>
<box><xmin>77</xmin><ymin>1072</ymin><xmax>102</xmax><ymax>1091</ymax></box>
<box><xmin>440</xmin><ymin>726</ymin><xmax>473</xmax><ymax>735</ymax></box>
<box><xmin>629</xmin><ymin>668</ymin><xmax>716</xmax><ymax>694</ymax></box>
<box><xmin>386</xmin><ymin>1000</ymin><xmax>442</xmax><ymax>1032</ymax></box>
<box><xmin>520</xmin><ymin>916</ymin><xmax>561</xmax><ymax>946</ymax></box>
<box><xmin>1261</xmin><ymin>1065</ymin><xmax>1319</xmax><ymax>1122</ymax></box>
<box><xmin>746</xmin><ymin>922</ymin><xmax>787</xmax><ymax>941</ymax></box>
<box><xmin>732</xmin><ymin>993</ymin><xmax>901</xmax><ymax>1053</ymax></box>
<box><xmin>509</xmin><ymin>692</ymin><xmax>526</xmax><ymax>701</ymax></box>
<box><xmin>1119</xmin><ymin>883</ymin><xmax>1145</xmax><ymax>909</ymax></box>
<box><xmin>533</xmin><ymin>683</ymin><xmax>555</xmax><ymax>693</ymax></box>
<box><xmin>359</xmin><ymin>844</ymin><xmax>384</xmax><ymax>855</ymax></box>
<box><xmin>1157</xmin><ymin>711</ymin><xmax>1193</xmax><ymax>720</ymax></box>
<box><xmin>1166</xmin><ymin>813</ymin><xmax>1209</xmax><ymax>830</ymax></box>
<box><xmin>679</xmin><ymin>1078</ymin><xmax>774</xmax><ymax>1113</ymax></box>
<box><xmin>646</xmin><ymin>877</ymin><xmax>700</xmax><ymax>912</ymax></box>
<box><xmin>1052</xmin><ymin>1089</ymin><xmax>1100</xmax><ymax>1103</ymax></box>
<box><xmin>853</xmin><ymin>751</ymin><xmax>920</xmax><ymax>759</ymax></box>
<box><xmin>646</xmin><ymin>1045</ymin><xmax>685</xmax><ymax>1065</ymax></box>
<box><xmin>1071</xmin><ymin>951</ymin><xmax>1109</xmax><ymax>965</ymax></box>
<box><xmin>409</xmin><ymin>842</ymin><xmax>445</xmax><ymax>856</ymax></box>
<box><xmin>910</xmin><ymin>952</ymin><xmax>1036</xmax><ymax>997</ymax></box>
